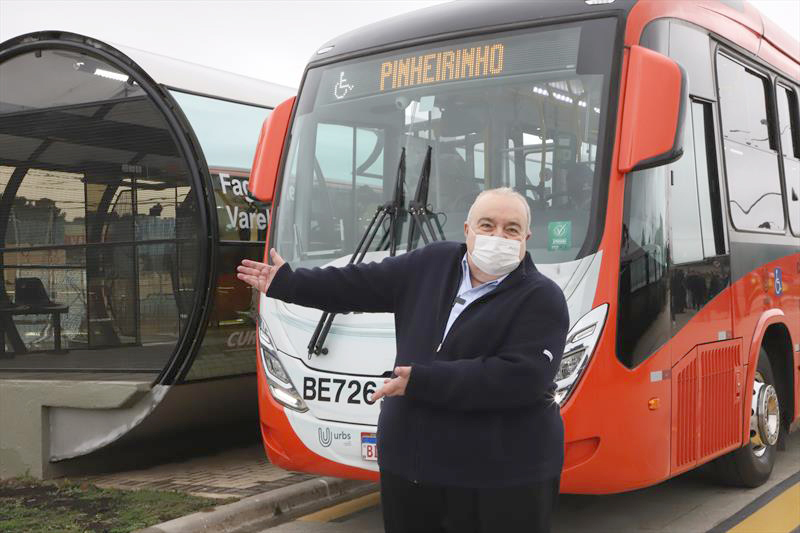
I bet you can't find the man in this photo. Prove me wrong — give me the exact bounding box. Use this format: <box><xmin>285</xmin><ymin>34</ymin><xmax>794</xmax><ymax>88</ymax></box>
<box><xmin>237</xmin><ymin>187</ymin><xmax>569</xmax><ymax>533</ymax></box>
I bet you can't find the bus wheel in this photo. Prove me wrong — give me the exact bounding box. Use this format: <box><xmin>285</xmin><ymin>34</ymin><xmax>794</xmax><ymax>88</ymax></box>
<box><xmin>707</xmin><ymin>348</ymin><xmax>779</xmax><ymax>488</ymax></box>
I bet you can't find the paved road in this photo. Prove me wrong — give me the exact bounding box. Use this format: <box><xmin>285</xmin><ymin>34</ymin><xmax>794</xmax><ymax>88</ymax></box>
<box><xmin>264</xmin><ymin>431</ymin><xmax>800</xmax><ymax>532</ymax></box>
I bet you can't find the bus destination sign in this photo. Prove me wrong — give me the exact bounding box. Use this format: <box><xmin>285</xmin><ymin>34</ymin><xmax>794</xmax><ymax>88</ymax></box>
<box><xmin>379</xmin><ymin>43</ymin><xmax>505</xmax><ymax>91</ymax></box>
<box><xmin>316</xmin><ymin>26</ymin><xmax>580</xmax><ymax>106</ymax></box>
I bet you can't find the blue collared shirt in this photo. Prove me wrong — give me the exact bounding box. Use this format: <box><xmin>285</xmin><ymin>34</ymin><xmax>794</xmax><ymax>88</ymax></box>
<box><xmin>441</xmin><ymin>254</ymin><xmax>508</xmax><ymax>343</ymax></box>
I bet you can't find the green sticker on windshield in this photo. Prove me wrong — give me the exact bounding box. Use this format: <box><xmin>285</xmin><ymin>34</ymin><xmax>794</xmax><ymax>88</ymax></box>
<box><xmin>548</xmin><ymin>221</ymin><xmax>572</xmax><ymax>251</ymax></box>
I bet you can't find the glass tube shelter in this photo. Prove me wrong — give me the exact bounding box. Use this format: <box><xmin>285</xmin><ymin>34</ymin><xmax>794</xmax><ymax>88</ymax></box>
<box><xmin>0</xmin><ymin>31</ymin><xmax>293</xmax><ymax>472</ymax></box>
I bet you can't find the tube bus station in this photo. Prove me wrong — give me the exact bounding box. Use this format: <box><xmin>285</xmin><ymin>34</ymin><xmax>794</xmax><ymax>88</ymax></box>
<box><xmin>0</xmin><ymin>30</ymin><xmax>293</xmax><ymax>479</ymax></box>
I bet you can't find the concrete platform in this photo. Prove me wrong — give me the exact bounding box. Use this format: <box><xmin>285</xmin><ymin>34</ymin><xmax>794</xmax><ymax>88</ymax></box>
<box><xmin>0</xmin><ymin>376</ymin><xmax>152</xmax><ymax>479</ymax></box>
<box><xmin>0</xmin><ymin>374</ymin><xmax>259</xmax><ymax>480</ymax></box>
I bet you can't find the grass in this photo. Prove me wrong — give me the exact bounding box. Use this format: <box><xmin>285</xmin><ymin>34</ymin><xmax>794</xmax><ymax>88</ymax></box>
<box><xmin>0</xmin><ymin>476</ymin><xmax>238</xmax><ymax>533</ymax></box>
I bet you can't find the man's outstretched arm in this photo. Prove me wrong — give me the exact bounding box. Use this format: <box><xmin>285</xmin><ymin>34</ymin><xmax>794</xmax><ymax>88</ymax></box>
<box><xmin>237</xmin><ymin>249</ymin><xmax>287</xmax><ymax>294</ymax></box>
<box><xmin>237</xmin><ymin>248</ymin><xmax>408</xmax><ymax>314</ymax></box>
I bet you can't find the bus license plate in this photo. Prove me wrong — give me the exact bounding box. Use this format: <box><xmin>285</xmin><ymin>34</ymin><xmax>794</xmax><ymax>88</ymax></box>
<box><xmin>361</xmin><ymin>433</ymin><xmax>378</xmax><ymax>461</ymax></box>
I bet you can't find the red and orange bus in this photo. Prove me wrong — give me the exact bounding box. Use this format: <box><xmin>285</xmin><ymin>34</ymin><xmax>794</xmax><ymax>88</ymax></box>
<box><xmin>248</xmin><ymin>0</ymin><xmax>799</xmax><ymax>492</ymax></box>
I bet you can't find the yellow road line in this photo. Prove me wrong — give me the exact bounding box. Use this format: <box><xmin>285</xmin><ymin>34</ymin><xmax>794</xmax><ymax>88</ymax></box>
<box><xmin>727</xmin><ymin>483</ymin><xmax>800</xmax><ymax>533</ymax></box>
<box><xmin>297</xmin><ymin>491</ymin><xmax>381</xmax><ymax>522</ymax></box>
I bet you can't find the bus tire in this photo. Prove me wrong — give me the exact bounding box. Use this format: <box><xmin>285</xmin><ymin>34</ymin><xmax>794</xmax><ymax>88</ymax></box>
<box><xmin>707</xmin><ymin>348</ymin><xmax>779</xmax><ymax>488</ymax></box>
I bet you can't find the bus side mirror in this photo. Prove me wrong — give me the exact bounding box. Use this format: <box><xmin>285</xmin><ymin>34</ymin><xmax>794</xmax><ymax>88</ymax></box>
<box><xmin>618</xmin><ymin>45</ymin><xmax>686</xmax><ymax>174</ymax></box>
<box><xmin>249</xmin><ymin>96</ymin><xmax>296</xmax><ymax>203</ymax></box>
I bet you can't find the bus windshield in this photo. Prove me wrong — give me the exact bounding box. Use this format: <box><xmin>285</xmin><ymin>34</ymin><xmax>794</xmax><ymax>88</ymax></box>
<box><xmin>273</xmin><ymin>18</ymin><xmax>617</xmax><ymax>267</ymax></box>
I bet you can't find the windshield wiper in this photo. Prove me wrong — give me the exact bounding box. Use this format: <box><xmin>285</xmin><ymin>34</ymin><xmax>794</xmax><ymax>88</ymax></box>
<box><xmin>307</xmin><ymin>148</ymin><xmax>407</xmax><ymax>357</ymax></box>
<box><xmin>406</xmin><ymin>145</ymin><xmax>444</xmax><ymax>251</ymax></box>
<box><xmin>376</xmin><ymin>147</ymin><xmax>407</xmax><ymax>256</ymax></box>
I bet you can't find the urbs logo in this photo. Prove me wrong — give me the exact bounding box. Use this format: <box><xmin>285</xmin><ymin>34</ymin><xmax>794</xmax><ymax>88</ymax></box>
<box><xmin>318</xmin><ymin>427</ymin><xmax>351</xmax><ymax>448</ymax></box>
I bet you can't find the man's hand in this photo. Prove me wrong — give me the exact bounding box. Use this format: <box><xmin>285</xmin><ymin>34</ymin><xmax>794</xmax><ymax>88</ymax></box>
<box><xmin>236</xmin><ymin>249</ymin><xmax>286</xmax><ymax>294</ymax></box>
<box><xmin>371</xmin><ymin>366</ymin><xmax>411</xmax><ymax>402</ymax></box>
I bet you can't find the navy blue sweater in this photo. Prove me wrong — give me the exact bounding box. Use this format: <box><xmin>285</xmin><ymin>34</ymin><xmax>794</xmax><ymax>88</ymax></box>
<box><xmin>267</xmin><ymin>241</ymin><xmax>569</xmax><ymax>488</ymax></box>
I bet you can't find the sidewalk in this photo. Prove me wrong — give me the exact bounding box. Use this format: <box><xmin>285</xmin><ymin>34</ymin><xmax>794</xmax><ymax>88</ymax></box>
<box><xmin>79</xmin><ymin>444</ymin><xmax>375</xmax><ymax>532</ymax></box>
<box><xmin>82</xmin><ymin>445</ymin><xmax>316</xmax><ymax>500</ymax></box>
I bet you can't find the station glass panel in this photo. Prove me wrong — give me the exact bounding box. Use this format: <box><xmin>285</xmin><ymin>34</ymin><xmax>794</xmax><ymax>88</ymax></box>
<box><xmin>183</xmin><ymin>244</ymin><xmax>263</xmax><ymax>381</ymax></box>
<box><xmin>0</xmin><ymin>49</ymin><xmax>202</xmax><ymax>374</ymax></box>
<box><xmin>171</xmin><ymin>92</ymin><xmax>272</xmax><ymax>381</ymax></box>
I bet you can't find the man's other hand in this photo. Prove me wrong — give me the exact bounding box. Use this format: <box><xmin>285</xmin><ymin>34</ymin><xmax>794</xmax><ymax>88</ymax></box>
<box><xmin>237</xmin><ymin>248</ymin><xmax>286</xmax><ymax>294</ymax></box>
<box><xmin>371</xmin><ymin>366</ymin><xmax>411</xmax><ymax>401</ymax></box>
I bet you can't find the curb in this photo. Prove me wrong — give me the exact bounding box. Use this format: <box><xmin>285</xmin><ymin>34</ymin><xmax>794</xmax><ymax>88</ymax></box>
<box><xmin>135</xmin><ymin>477</ymin><xmax>378</xmax><ymax>533</ymax></box>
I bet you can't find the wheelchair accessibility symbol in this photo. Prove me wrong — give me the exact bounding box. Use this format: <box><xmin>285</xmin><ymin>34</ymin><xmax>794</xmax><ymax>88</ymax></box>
<box><xmin>774</xmin><ymin>267</ymin><xmax>782</xmax><ymax>296</ymax></box>
<box><xmin>334</xmin><ymin>72</ymin><xmax>354</xmax><ymax>99</ymax></box>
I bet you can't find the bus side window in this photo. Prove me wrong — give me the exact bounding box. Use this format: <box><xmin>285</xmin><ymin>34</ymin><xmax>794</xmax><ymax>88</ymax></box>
<box><xmin>691</xmin><ymin>101</ymin><xmax>726</xmax><ymax>257</ymax></box>
<box><xmin>776</xmin><ymin>83</ymin><xmax>800</xmax><ymax>236</ymax></box>
<box><xmin>669</xmin><ymin>105</ymin><xmax>704</xmax><ymax>264</ymax></box>
<box><xmin>716</xmin><ymin>54</ymin><xmax>785</xmax><ymax>233</ymax></box>
<box><xmin>616</xmin><ymin>165</ymin><xmax>670</xmax><ymax>369</ymax></box>
<box><xmin>670</xmin><ymin>99</ymin><xmax>727</xmax><ymax>264</ymax></box>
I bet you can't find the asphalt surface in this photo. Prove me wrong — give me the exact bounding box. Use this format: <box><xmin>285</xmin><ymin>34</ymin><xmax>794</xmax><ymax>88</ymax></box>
<box><xmin>261</xmin><ymin>431</ymin><xmax>800</xmax><ymax>533</ymax></box>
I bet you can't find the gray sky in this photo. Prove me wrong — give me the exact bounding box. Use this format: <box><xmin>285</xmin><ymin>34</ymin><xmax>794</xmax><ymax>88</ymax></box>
<box><xmin>0</xmin><ymin>0</ymin><xmax>798</xmax><ymax>89</ymax></box>
<box><xmin>0</xmin><ymin>0</ymin><xmax>446</xmax><ymax>88</ymax></box>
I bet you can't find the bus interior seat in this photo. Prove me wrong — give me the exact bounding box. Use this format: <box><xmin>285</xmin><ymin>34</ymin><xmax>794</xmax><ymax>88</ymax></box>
<box><xmin>525</xmin><ymin>161</ymin><xmax>592</xmax><ymax>250</ymax></box>
<box><xmin>565</xmin><ymin>162</ymin><xmax>593</xmax><ymax>207</ymax></box>
<box><xmin>434</xmin><ymin>150</ymin><xmax>480</xmax><ymax>240</ymax></box>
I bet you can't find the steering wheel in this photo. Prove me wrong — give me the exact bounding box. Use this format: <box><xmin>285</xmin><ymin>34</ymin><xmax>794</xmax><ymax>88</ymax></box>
<box><xmin>519</xmin><ymin>185</ymin><xmax>544</xmax><ymax>202</ymax></box>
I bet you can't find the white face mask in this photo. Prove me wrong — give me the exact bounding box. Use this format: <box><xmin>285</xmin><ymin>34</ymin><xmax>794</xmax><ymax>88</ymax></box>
<box><xmin>468</xmin><ymin>232</ymin><xmax>522</xmax><ymax>276</ymax></box>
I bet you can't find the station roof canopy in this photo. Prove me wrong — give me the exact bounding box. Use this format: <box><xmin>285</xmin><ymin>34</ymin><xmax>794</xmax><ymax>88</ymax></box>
<box><xmin>0</xmin><ymin>30</ymin><xmax>295</xmax><ymax>109</ymax></box>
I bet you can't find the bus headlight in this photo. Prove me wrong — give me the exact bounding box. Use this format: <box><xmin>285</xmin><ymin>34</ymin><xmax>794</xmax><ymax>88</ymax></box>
<box><xmin>554</xmin><ymin>304</ymin><xmax>608</xmax><ymax>405</ymax></box>
<box><xmin>258</xmin><ymin>315</ymin><xmax>308</xmax><ymax>412</ymax></box>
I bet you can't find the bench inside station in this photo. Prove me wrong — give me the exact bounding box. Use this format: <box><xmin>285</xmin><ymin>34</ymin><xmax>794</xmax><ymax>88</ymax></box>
<box><xmin>0</xmin><ymin>277</ymin><xmax>69</xmax><ymax>357</ymax></box>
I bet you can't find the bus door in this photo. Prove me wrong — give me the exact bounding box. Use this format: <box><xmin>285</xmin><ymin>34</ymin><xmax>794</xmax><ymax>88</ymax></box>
<box><xmin>668</xmin><ymin>99</ymin><xmax>732</xmax><ymax>361</ymax></box>
<box><xmin>667</xmin><ymin>97</ymin><xmax>740</xmax><ymax>473</ymax></box>
<box><xmin>656</xmin><ymin>23</ymin><xmax>739</xmax><ymax>473</ymax></box>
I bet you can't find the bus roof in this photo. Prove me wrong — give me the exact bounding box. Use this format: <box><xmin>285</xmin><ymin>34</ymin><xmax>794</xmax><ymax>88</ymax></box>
<box><xmin>308</xmin><ymin>0</ymin><xmax>797</xmax><ymax>80</ymax></box>
<box><xmin>626</xmin><ymin>1</ymin><xmax>798</xmax><ymax>80</ymax></box>
<box><xmin>0</xmin><ymin>31</ymin><xmax>295</xmax><ymax>108</ymax></box>
<box><xmin>308</xmin><ymin>0</ymin><xmax>636</xmax><ymax>65</ymax></box>
<box><xmin>757</xmin><ymin>13</ymin><xmax>800</xmax><ymax>67</ymax></box>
